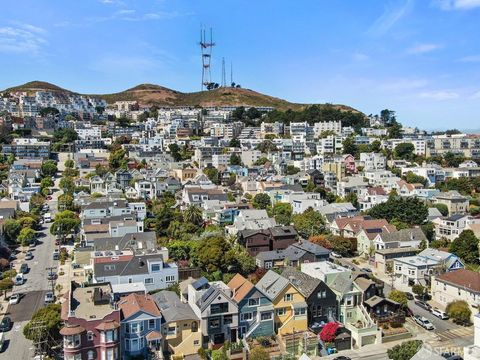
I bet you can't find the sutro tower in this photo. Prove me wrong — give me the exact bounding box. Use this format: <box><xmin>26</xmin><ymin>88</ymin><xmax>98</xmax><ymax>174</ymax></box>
<box><xmin>199</xmin><ymin>27</ymin><xmax>215</xmax><ymax>90</ymax></box>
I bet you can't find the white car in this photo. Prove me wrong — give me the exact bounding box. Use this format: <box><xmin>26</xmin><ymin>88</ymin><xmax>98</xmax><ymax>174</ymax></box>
<box><xmin>431</xmin><ymin>308</ymin><xmax>449</xmax><ymax>320</ymax></box>
<box><xmin>14</xmin><ymin>273</ymin><xmax>25</xmax><ymax>286</ymax></box>
<box><xmin>9</xmin><ymin>294</ymin><xmax>20</xmax><ymax>305</ymax></box>
<box><xmin>413</xmin><ymin>315</ymin><xmax>435</xmax><ymax>330</ymax></box>
<box><xmin>331</xmin><ymin>252</ymin><xmax>342</xmax><ymax>258</ymax></box>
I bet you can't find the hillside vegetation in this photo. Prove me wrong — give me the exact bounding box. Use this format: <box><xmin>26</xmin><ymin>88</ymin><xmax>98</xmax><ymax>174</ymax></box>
<box><xmin>3</xmin><ymin>81</ymin><xmax>360</xmax><ymax>113</ymax></box>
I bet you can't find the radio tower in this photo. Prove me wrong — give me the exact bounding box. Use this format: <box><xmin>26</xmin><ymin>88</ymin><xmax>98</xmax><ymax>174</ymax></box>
<box><xmin>200</xmin><ymin>27</ymin><xmax>215</xmax><ymax>90</ymax></box>
<box><xmin>221</xmin><ymin>57</ymin><xmax>226</xmax><ymax>87</ymax></box>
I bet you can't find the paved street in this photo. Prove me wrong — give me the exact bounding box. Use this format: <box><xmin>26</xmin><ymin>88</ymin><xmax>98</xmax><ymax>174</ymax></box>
<box><xmin>0</xmin><ymin>186</ymin><xmax>61</xmax><ymax>358</ymax></box>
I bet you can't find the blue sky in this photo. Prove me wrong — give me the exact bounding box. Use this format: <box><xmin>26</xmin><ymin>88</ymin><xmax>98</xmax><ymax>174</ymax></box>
<box><xmin>1</xmin><ymin>0</ymin><xmax>480</xmax><ymax>130</ymax></box>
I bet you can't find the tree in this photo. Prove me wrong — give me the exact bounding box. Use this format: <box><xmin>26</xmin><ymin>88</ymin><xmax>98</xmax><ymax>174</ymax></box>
<box><xmin>64</xmin><ymin>159</ymin><xmax>75</xmax><ymax>168</ymax></box>
<box><xmin>203</xmin><ymin>167</ymin><xmax>220</xmax><ymax>185</ymax></box>
<box><xmin>246</xmin><ymin>107</ymin><xmax>261</xmax><ymax>120</ymax></box>
<box><xmin>286</xmin><ymin>165</ymin><xmax>300</xmax><ymax>175</ymax></box>
<box><xmin>59</xmin><ymin>176</ymin><xmax>75</xmax><ymax>195</ymax></box>
<box><xmin>183</xmin><ymin>205</ymin><xmax>203</xmax><ymax>226</ymax></box>
<box><xmin>229</xmin><ymin>138</ymin><xmax>240</xmax><ymax>147</ymax></box>
<box><xmin>368</xmin><ymin>196</ymin><xmax>428</xmax><ymax>226</ymax></box>
<box><xmin>309</xmin><ymin>235</ymin><xmax>333</xmax><ymax>249</ymax></box>
<box><xmin>232</xmin><ymin>106</ymin><xmax>246</xmax><ymax>120</ymax></box>
<box><xmin>255</xmin><ymin>140</ymin><xmax>277</xmax><ymax>153</ymax></box>
<box><xmin>50</xmin><ymin>210</ymin><xmax>81</xmax><ymax>238</ymax></box>
<box><xmin>433</xmin><ymin>203</ymin><xmax>449</xmax><ymax>216</ymax></box>
<box><xmin>388</xmin><ymin>290</ymin><xmax>408</xmax><ymax>307</ymax></box>
<box><xmin>411</xmin><ymin>284</ymin><xmax>426</xmax><ymax>298</ymax></box>
<box><xmin>41</xmin><ymin>160</ymin><xmax>58</xmax><ymax>177</ymax></box>
<box><xmin>254</xmin><ymin>157</ymin><xmax>269</xmax><ymax>166</ymax></box>
<box><xmin>270</xmin><ymin>202</ymin><xmax>292</xmax><ymax>225</ymax></box>
<box><xmin>17</xmin><ymin>227</ymin><xmax>36</xmax><ymax>246</ymax></box>
<box><xmin>394</xmin><ymin>143</ymin><xmax>415</xmax><ymax>160</ymax></box>
<box><xmin>292</xmin><ymin>208</ymin><xmax>325</xmax><ymax>238</ymax></box>
<box><xmin>23</xmin><ymin>304</ymin><xmax>62</xmax><ymax>352</ymax></box>
<box><xmin>53</xmin><ymin>128</ymin><xmax>78</xmax><ymax>143</ymax></box>
<box><xmin>329</xmin><ymin>236</ymin><xmax>354</xmax><ymax>256</ymax></box>
<box><xmin>40</xmin><ymin>177</ymin><xmax>54</xmax><ymax>189</ymax></box>
<box><xmin>431</xmin><ymin>237</ymin><xmax>450</xmax><ymax>249</ymax></box>
<box><xmin>342</xmin><ymin>136</ymin><xmax>358</xmax><ymax>157</ymax></box>
<box><xmin>109</xmin><ymin>148</ymin><xmax>127</xmax><ymax>170</ymax></box>
<box><xmin>249</xmin><ymin>347</ymin><xmax>270</xmax><ymax>360</ymax></box>
<box><xmin>196</xmin><ymin>236</ymin><xmax>232</xmax><ymax>273</ymax></box>
<box><xmin>168</xmin><ymin>144</ymin><xmax>182</xmax><ymax>162</ymax></box>
<box><xmin>319</xmin><ymin>322</ymin><xmax>340</xmax><ymax>342</ymax></box>
<box><xmin>444</xmin><ymin>152</ymin><xmax>465</xmax><ymax>168</ymax></box>
<box><xmin>253</xmin><ymin>193</ymin><xmax>271</xmax><ymax>209</ymax></box>
<box><xmin>446</xmin><ymin>300</ymin><xmax>471</xmax><ymax>325</ymax></box>
<box><xmin>3</xmin><ymin>219</ymin><xmax>21</xmax><ymax>243</ymax></box>
<box><xmin>229</xmin><ymin>153</ymin><xmax>242</xmax><ymax>166</ymax></box>
<box><xmin>405</xmin><ymin>172</ymin><xmax>427</xmax><ymax>186</ymax></box>
<box><xmin>449</xmin><ymin>230</ymin><xmax>479</xmax><ymax>264</ymax></box>
<box><xmin>387</xmin><ymin>340</ymin><xmax>422</xmax><ymax>360</ymax></box>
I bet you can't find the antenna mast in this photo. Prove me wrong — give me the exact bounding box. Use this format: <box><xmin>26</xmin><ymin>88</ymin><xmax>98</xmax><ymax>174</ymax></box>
<box><xmin>230</xmin><ymin>61</ymin><xmax>233</xmax><ymax>87</ymax></box>
<box><xmin>199</xmin><ymin>27</ymin><xmax>215</xmax><ymax>91</ymax></box>
<box><xmin>221</xmin><ymin>57</ymin><xmax>226</xmax><ymax>87</ymax></box>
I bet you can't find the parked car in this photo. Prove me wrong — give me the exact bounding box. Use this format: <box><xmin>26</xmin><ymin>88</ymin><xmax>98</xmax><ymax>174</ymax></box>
<box><xmin>431</xmin><ymin>308</ymin><xmax>449</xmax><ymax>320</ymax></box>
<box><xmin>333</xmin><ymin>357</ymin><xmax>351</xmax><ymax>360</ymax></box>
<box><xmin>405</xmin><ymin>292</ymin><xmax>414</xmax><ymax>300</ymax></box>
<box><xmin>361</xmin><ymin>267</ymin><xmax>372</xmax><ymax>273</ymax></box>
<box><xmin>44</xmin><ymin>291</ymin><xmax>55</xmax><ymax>304</ymax></box>
<box><xmin>0</xmin><ymin>317</ymin><xmax>12</xmax><ymax>332</ymax></box>
<box><xmin>331</xmin><ymin>252</ymin><xmax>342</xmax><ymax>258</ymax></box>
<box><xmin>8</xmin><ymin>294</ymin><xmax>20</xmax><ymax>305</ymax></box>
<box><xmin>14</xmin><ymin>273</ymin><xmax>24</xmax><ymax>286</ymax></box>
<box><xmin>25</xmin><ymin>251</ymin><xmax>33</xmax><ymax>260</ymax></box>
<box><xmin>29</xmin><ymin>240</ymin><xmax>36</xmax><ymax>248</ymax></box>
<box><xmin>47</xmin><ymin>272</ymin><xmax>57</xmax><ymax>280</ymax></box>
<box><xmin>19</xmin><ymin>263</ymin><xmax>29</xmax><ymax>274</ymax></box>
<box><xmin>415</xmin><ymin>300</ymin><xmax>432</xmax><ymax>311</ymax></box>
<box><xmin>413</xmin><ymin>315</ymin><xmax>435</xmax><ymax>330</ymax></box>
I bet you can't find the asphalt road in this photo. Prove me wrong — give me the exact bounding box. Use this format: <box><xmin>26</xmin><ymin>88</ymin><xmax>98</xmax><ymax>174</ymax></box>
<box><xmin>1</xmin><ymin>199</ymin><xmax>59</xmax><ymax>359</ymax></box>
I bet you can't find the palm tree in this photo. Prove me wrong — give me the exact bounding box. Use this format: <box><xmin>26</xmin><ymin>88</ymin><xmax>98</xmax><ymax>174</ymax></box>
<box><xmin>183</xmin><ymin>205</ymin><xmax>203</xmax><ymax>226</ymax></box>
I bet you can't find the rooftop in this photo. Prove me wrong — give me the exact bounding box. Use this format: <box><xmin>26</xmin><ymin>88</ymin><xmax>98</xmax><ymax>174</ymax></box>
<box><xmin>69</xmin><ymin>283</ymin><xmax>116</xmax><ymax>321</ymax></box>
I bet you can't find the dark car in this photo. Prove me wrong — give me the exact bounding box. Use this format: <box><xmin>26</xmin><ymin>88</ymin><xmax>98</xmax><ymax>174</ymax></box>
<box><xmin>333</xmin><ymin>357</ymin><xmax>352</xmax><ymax>360</ymax></box>
<box><xmin>20</xmin><ymin>263</ymin><xmax>29</xmax><ymax>274</ymax></box>
<box><xmin>0</xmin><ymin>317</ymin><xmax>12</xmax><ymax>332</ymax></box>
<box><xmin>406</xmin><ymin>292</ymin><xmax>414</xmax><ymax>300</ymax></box>
<box><xmin>415</xmin><ymin>300</ymin><xmax>432</xmax><ymax>311</ymax></box>
<box><xmin>47</xmin><ymin>272</ymin><xmax>57</xmax><ymax>280</ymax></box>
<box><xmin>361</xmin><ymin>268</ymin><xmax>372</xmax><ymax>273</ymax></box>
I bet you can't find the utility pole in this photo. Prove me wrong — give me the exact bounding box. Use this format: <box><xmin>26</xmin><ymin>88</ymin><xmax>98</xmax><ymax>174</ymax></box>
<box><xmin>45</xmin><ymin>266</ymin><xmax>56</xmax><ymax>294</ymax></box>
<box><xmin>30</xmin><ymin>320</ymin><xmax>48</xmax><ymax>356</ymax></box>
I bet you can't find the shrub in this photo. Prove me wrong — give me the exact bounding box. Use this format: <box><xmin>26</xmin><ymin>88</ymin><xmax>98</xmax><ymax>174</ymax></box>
<box><xmin>387</xmin><ymin>340</ymin><xmax>422</xmax><ymax>360</ymax></box>
<box><xmin>446</xmin><ymin>300</ymin><xmax>471</xmax><ymax>325</ymax></box>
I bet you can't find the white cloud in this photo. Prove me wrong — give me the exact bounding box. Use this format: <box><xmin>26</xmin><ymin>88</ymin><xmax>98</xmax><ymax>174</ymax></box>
<box><xmin>352</xmin><ymin>52</ymin><xmax>369</xmax><ymax>61</ymax></box>
<box><xmin>407</xmin><ymin>43</ymin><xmax>442</xmax><ymax>54</ymax></box>
<box><xmin>435</xmin><ymin>0</ymin><xmax>480</xmax><ymax>10</ymax></box>
<box><xmin>460</xmin><ymin>54</ymin><xmax>480</xmax><ymax>62</ymax></box>
<box><xmin>0</xmin><ymin>23</ymin><xmax>47</xmax><ymax>54</ymax></box>
<box><xmin>419</xmin><ymin>90</ymin><xmax>460</xmax><ymax>100</ymax></box>
<box><xmin>368</xmin><ymin>0</ymin><xmax>414</xmax><ymax>36</ymax></box>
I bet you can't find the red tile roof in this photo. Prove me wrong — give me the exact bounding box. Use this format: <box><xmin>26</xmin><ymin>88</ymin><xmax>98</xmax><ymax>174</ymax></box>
<box><xmin>436</xmin><ymin>269</ymin><xmax>480</xmax><ymax>293</ymax></box>
<box><xmin>118</xmin><ymin>293</ymin><xmax>161</xmax><ymax>319</ymax></box>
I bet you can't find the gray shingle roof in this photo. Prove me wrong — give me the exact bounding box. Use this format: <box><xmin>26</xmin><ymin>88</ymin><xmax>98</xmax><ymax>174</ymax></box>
<box><xmin>378</xmin><ymin>227</ymin><xmax>427</xmax><ymax>243</ymax></box>
<box><xmin>281</xmin><ymin>267</ymin><xmax>321</xmax><ymax>299</ymax></box>
<box><xmin>256</xmin><ymin>270</ymin><xmax>290</xmax><ymax>301</ymax></box>
<box><xmin>152</xmin><ymin>291</ymin><xmax>199</xmax><ymax>323</ymax></box>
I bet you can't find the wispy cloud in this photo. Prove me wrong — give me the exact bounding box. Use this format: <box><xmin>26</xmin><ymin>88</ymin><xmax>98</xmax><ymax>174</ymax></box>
<box><xmin>434</xmin><ymin>0</ymin><xmax>480</xmax><ymax>10</ymax></box>
<box><xmin>460</xmin><ymin>54</ymin><xmax>480</xmax><ymax>62</ymax></box>
<box><xmin>368</xmin><ymin>0</ymin><xmax>414</xmax><ymax>36</ymax></box>
<box><xmin>470</xmin><ymin>91</ymin><xmax>480</xmax><ymax>99</ymax></box>
<box><xmin>0</xmin><ymin>23</ymin><xmax>47</xmax><ymax>55</ymax></box>
<box><xmin>88</xmin><ymin>9</ymin><xmax>188</xmax><ymax>23</ymax></box>
<box><xmin>419</xmin><ymin>90</ymin><xmax>460</xmax><ymax>100</ymax></box>
<box><xmin>407</xmin><ymin>43</ymin><xmax>442</xmax><ymax>54</ymax></box>
<box><xmin>352</xmin><ymin>52</ymin><xmax>369</xmax><ymax>61</ymax></box>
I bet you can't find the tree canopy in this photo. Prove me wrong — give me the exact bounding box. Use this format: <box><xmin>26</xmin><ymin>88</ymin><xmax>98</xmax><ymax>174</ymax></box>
<box><xmin>292</xmin><ymin>207</ymin><xmax>325</xmax><ymax>238</ymax></box>
<box><xmin>387</xmin><ymin>340</ymin><xmax>422</xmax><ymax>360</ymax></box>
<box><xmin>252</xmin><ymin>193</ymin><xmax>271</xmax><ymax>209</ymax></box>
<box><xmin>449</xmin><ymin>230</ymin><xmax>479</xmax><ymax>264</ymax></box>
<box><xmin>368</xmin><ymin>195</ymin><xmax>428</xmax><ymax>226</ymax></box>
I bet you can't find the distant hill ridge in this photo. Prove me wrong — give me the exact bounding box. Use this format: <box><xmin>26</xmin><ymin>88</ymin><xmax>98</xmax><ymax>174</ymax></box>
<box><xmin>3</xmin><ymin>80</ymin><xmax>360</xmax><ymax>113</ymax></box>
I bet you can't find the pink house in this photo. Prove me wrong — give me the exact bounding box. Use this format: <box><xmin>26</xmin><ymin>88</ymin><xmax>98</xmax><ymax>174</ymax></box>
<box><xmin>343</xmin><ymin>154</ymin><xmax>357</xmax><ymax>174</ymax></box>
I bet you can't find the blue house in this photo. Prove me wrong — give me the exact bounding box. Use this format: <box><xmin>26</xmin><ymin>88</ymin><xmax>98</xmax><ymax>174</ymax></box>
<box><xmin>227</xmin><ymin>274</ymin><xmax>275</xmax><ymax>339</ymax></box>
<box><xmin>119</xmin><ymin>293</ymin><xmax>163</xmax><ymax>358</ymax></box>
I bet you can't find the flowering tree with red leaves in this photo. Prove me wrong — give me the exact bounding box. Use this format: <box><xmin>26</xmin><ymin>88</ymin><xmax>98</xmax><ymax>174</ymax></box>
<box><xmin>320</xmin><ymin>322</ymin><xmax>340</xmax><ymax>342</ymax></box>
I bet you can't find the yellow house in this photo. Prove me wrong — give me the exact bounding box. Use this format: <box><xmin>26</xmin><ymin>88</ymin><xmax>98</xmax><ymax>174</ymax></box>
<box><xmin>256</xmin><ymin>270</ymin><xmax>308</xmax><ymax>336</ymax></box>
<box><xmin>153</xmin><ymin>291</ymin><xmax>202</xmax><ymax>358</ymax></box>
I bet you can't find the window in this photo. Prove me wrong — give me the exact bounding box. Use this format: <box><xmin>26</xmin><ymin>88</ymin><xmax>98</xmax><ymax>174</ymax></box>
<box><xmin>105</xmin><ymin>330</ymin><xmax>116</xmax><ymax>343</ymax></box>
<box><xmin>210</xmin><ymin>302</ymin><xmax>229</xmax><ymax>314</ymax></box>
<box><xmin>167</xmin><ymin>326</ymin><xmax>176</xmax><ymax>335</ymax></box>
<box><xmin>265</xmin><ymin>261</ymin><xmax>272</xmax><ymax>269</ymax></box>
<box><xmin>151</xmin><ymin>264</ymin><xmax>161</xmax><ymax>272</ymax></box>
<box><xmin>283</xmin><ymin>294</ymin><xmax>293</xmax><ymax>302</ymax></box>
<box><xmin>104</xmin><ymin>264</ymin><xmax>115</xmax><ymax>271</ymax></box>
<box><xmin>87</xmin><ymin>331</ymin><xmax>94</xmax><ymax>341</ymax></box>
<box><xmin>130</xmin><ymin>322</ymin><xmax>143</xmax><ymax>334</ymax></box>
<box><xmin>276</xmin><ymin>308</ymin><xmax>286</xmax><ymax>316</ymax></box>
<box><xmin>261</xmin><ymin>312</ymin><xmax>272</xmax><ymax>321</ymax></box>
<box><xmin>194</xmin><ymin>340</ymin><xmax>200</xmax><ymax>346</ymax></box>
<box><xmin>125</xmin><ymin>338</ymin><xmax>130</xmax><ymax>350</ymax></box>
<box><xmin>248</xmin><ymin>298</ymin><xmax>259</xmax><ymax>307</ymax></box>
<box><xmin>209</xmin><ymin>318</ymin><xmax>220</xmax><ymax>329</ymax></box>
<box><xmin>192</xmin><ymin>321</ymin><xmax>198</xmax><ymax>332</ymax></box>
<box><xmin>224</xmin><ymin>315</ymin><xmax>233</xmax><ymax>325</ymax></box>
<box><xmin>64</xmin><ymin>334</ymin><xmax>81</xmax><ymax>348</ymax></box>
<box><xmin>144</xmin><ymin>278</ymin><xmax>154</xmax><ymax>284</ymax></box>
<box><xmin>317</xmin><ymin>290</ymin><xmax>327</xmax><ymax>299</ymax></box>
<box><xmin>166</xmin><ymin>275</ymin><xmax>175</xmax><ymax>282</ymax></box>
<box><xmin>131</xmin><ymin>338</ymin><xmax>139</xmax><ymax>351</ymax></box>
<box><xmin>241</xmin><ymin>312</ymin><xmax>253</xmax><ymax>321</ymax></box>
<box><xmin>294</xmin><ymin>308</ymin><xmax>306</xmax><ymax>316</ymax></box>
<box><xmin>148</xmin><ymin>319</ymin><xmax>155</xmax><ymax>329</ymax></box>
<box><xmin>88</xmin><ymin>350</ymin><xmax>95</xmax><ymax>360</ymax></box>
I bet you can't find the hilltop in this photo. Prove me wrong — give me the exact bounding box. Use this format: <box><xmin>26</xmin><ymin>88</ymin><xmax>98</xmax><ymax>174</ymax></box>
<box><xmin>3</xmin><ymin>81</ymin><xmax>359</xmax><ymax>112</ymax></box>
